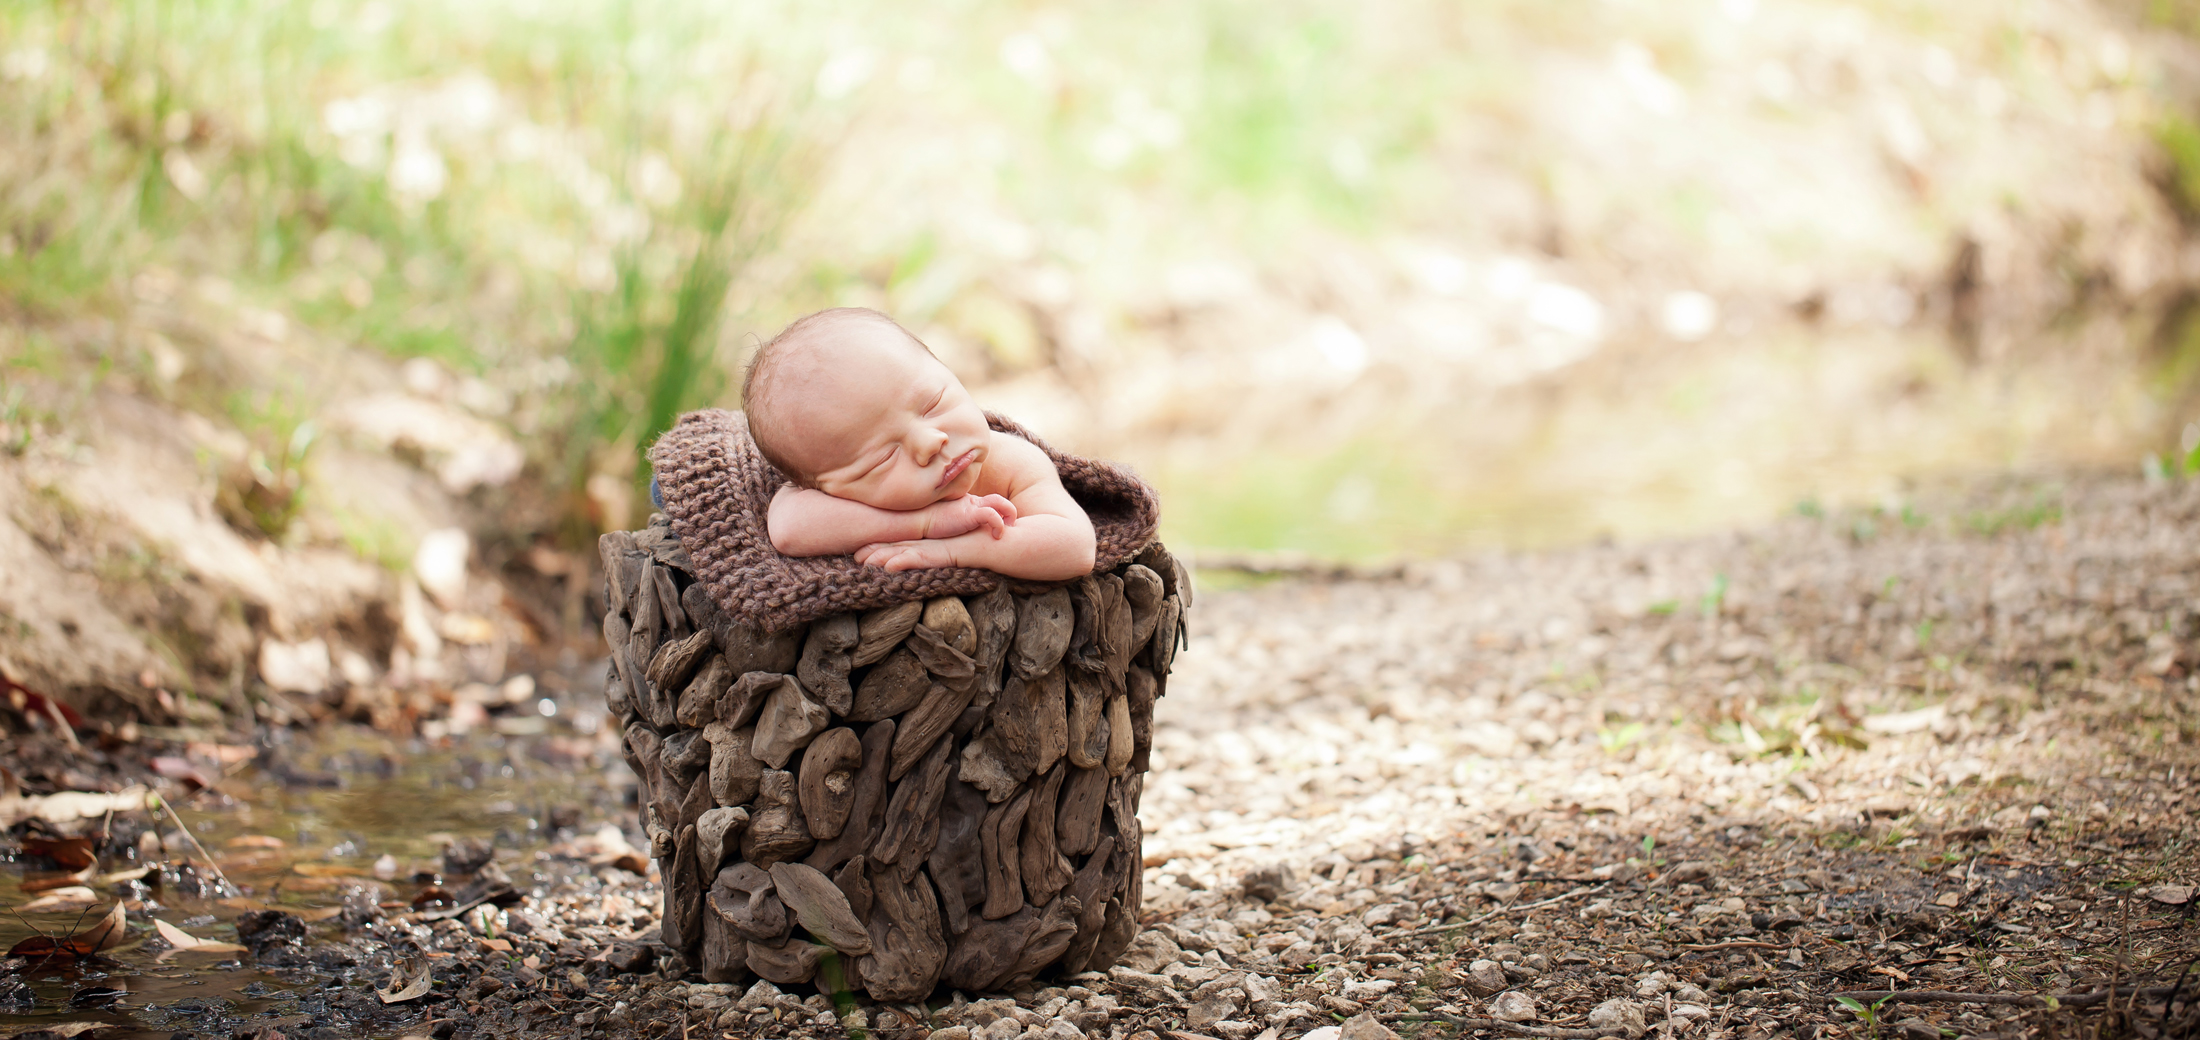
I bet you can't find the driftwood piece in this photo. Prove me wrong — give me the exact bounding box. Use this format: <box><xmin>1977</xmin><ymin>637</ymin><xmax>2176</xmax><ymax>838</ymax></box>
<box><xmin>663</xmin><ymin>824</ymin><xmax>703</xmax><ymax>957</ymax></box>
<box><xmin>1066</xmin><ymin>576</ymin><xmax>1102</xmax><ymax>673</ymax></box>
<box><xmin>700</xmin><ymin>897</ymin><xmax>748</xmax><ymax>984</ymax></box>
<box><xmin>716</xmin><ymin>621</ymin><xmax>804</xmax><ymax>675</ymax></box>
<box><xmin>675</xmin><ymin>652</ymin><xmax>734</xmax><ymax>728</ymax></box>
<box><xmin>663</xmin><ymin>729</ymin><xmax>710</xmax><ymax>786</ymax></box>
<box><xmin>848</xmin><ymin>648</ymin><xmax>929</xmax><ymax>722</ymax></box>
<box><xmin>623</xmin><ymin>723</ymin><xmax>672</xmax><ymax>833</ymax></box>
<box><xmin>1055</xmin><ymin>765</ymin><xmax>1108</xmax><ymax>857</ymax></box>
<box><xmin>716</xmin><ymin>671</ymin><xmax>780</xmax><ymax>730</ymax></box>
<box><xmin>795</xmin><ymin>614</ymin><xmax>860</xmax><ymax>715</ymax></box>
<box><xmin>928</xmin><ymin>779</ymin><xmax>990</xmax><ymax>936</ymax></box>
<box><xmin>1066</xmin><ymin>669</ymin><xmax>1108</xmax><ymax>770</ymax></box>
<box><xmin>713</xmin><ymin>862</ymin><xmax>790</xmax><ymax>943</ymax></box>
<box><xmin>1127</xmin><ymin>665</ymin><xmax>1157</xmax><ymax>772</ymax></box>
<box><xmin>681</xmin><ymin>582</ymin><xmax>721</xmax><ymax>642</ymax></box>
<box><xmin>707</xmin><ymin>723</ymin><xmax>762</xmax><ymax>807</ymax></box>
<box><xmin>988</xmin><ymin>666</ymin><xmax>1065</xmax><ymax>780</ymax></box>
<box><xmin>1059</xmin><ymin>842</ymin><xmax>1122</xmax><ymax>974</ymax></box>
<box><xmin>1104</xmin><ymin>693</ymin><xmax>1133</xmax><ymax>776</ymax></box>
<box><xmin>746</xmin><ymin>936</ymin><xmax>822</xmax><ymax>985</ymax></box>
<box><xmin>968</xmin><ymin>587</ymin><xmax>1016</xmax><ymax>704</ymax></box>
<box><xmin>1121</xmin><ymin>564</ymin><xmax>1163</xmax><ymax>648</ymax></box>
<box><xmin>677</xmin><ymin>767</ymin><xmax>715</xmax><ymax>834</ymax></box>
<box><xmin>798</xmin><ymin>727</ymin><xmax>863</xmax><ymax>840</ymax></box>
<box><xmin>1093</xmin><ymin>894</ymin><xmax>1139</xmax><ymax>973</ymax></box>
<box><xmin>804</xmin><ymin>720</ymin><xmax>894</xmax><ymax>874</ymax></box>
<box><xmin>599</xmin><ymin>531</ymin><xmax>638</xmax><ymax>614</ymax></box>
<box><xmin>854</xmin><ymin>601</ymin><xmax>924</xmax><ymax>667</ymax></box>
<box><xmin>605</xmin><ymin>662</ymin><xmax>630</xmax><ymax>718</ymax></box>
<box><xmin>653</xmin><ymin>564</ymin><xmax>687</xmax><ymax>635</ymax></box>
<box><xmin>855</xmin><ymin>859</ymin><xmax>945</xmax><ymax>1003</ymax></box>
<box><xmin>870</xmin><ymin>736</ymin><xmax>954</xmax><ymax>873</ymax></box>
<box><xmin>604</xmin><ymin>613</ymin><xmax>636</xmax><ymax>694</ymax></box>
<box><xmin>695</xmin><ymin>806</ymin><xmax>749</xmax><ymax>876</ymax></box>
<box><xmin>922</xmin><ymin>597</ymin><xmax>976</xmax><ymax>655</ymax></box>
<box><xmin>1009</xmin><ymin>589</ymin><xmax>1072</xmax><ymax>679</ymax></box>
<box><xmin>1019</xmin><ymin>765</ymin><xmax>1072</xmax><ymax>906</ymax></box>
<box><xmin>631</xmin><ymin>560</ymin><xmax>662</xmax><ymax>663</ymax></box>
<box><xmin>751</xmin><ymin>677</ymin><xmax>829</xmax><ymax>769</ymax></box>
<box><xmin>891</xmin><ymin>682</ymin><xmax>977</xmax><ymax>781</ymax></box>
<box><xmin>833</xmin><ymin>855</ymin><xmax>875</xmax><ymax>921</ymax></box>
<box><xmin>1099</xmin><ymin>574</ymin><xmax>1134</xmax><ymax>681</ymax></box>
<box><xmin>770</xmin><ymin>862</ymin><xmax>874</xmax><ymax>955</ymax></box>
<box><xmin>980</xmin><ymin>789</ymin><xmax>1032</xmax><ymax>920</ymax></box>
<box><xmin>1146</xmin><ymin>596</ymin><xmax>1181</xmax><ymax>674</ymax></box>
<box><xmin>906</xmin><ymin>624</ymin><xmax>976</xmax><ymax>686</ymax></box>
<box><xmin>958</xmin><ymin>731</ymin><xmax>1022</xmax><ymax>803</ymax></box>
<box><xmin>740</xmin><ymin>770</ymin><xmax>813</xmax><ymax>867</ymax></box>
<box><xmin>647</xmin><ymin>629</ymin><xmax>713</xmax><ymax>696</ymax></box>
<box><xmin>942</xmin><ymin>893</ymin><xmax>1079</xmax><ymax>993</ymax></box>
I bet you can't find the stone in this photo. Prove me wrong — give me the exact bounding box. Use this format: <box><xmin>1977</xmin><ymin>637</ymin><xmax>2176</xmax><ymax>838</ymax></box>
<box><xmin>1662</xmin><ymin>861</ymin><xmax>1717</xmax><ymax>885</ymax></box>
<box><xmin>1463</xmin><ymin>960</ymin><xmax>1506</xmax><ymax>996</ymax></box>
<box><xmin>1339</xmin><ymin>1014</ymin><xmax>1398</xmax><ymax>1040</ymax></box>
<box><xmin>854</xmin><ymin>601</ymin><xmax>924</xmax><ymax>667</ymax></box>
<box><xmin>1488</xmin><ymin>991</ymin><xmax>1538</xmax><ymax>1022</ymax></box>
<box><xmin>1114</xmin><ymin>929</ymin><xmax>1184</xmax><ymax>974</ymax></box>
<box><xmin>1588</xmin><ymin>999</ymin><xmax>1648</xmax><ymax>1039</ymax></box>
<box><xmin>1187</xmin><ymin>993</ymin><xmax>1239</xmax><ymax>1030</ymax></box>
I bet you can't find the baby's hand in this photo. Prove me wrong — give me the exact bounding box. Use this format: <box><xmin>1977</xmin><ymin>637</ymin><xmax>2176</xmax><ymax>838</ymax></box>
<box><xmin>855</xmin><ymin>540</ymin><xmax>959</xmax><ymax>572</ymax></box>
<box><xmin>923</xmin><ymin>494</ymin><xmax>1017</xmax><ymax>540</ymax></box>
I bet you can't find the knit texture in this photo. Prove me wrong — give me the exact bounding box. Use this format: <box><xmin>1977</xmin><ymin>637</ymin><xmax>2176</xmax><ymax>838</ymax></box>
<box><xmin>648</xmin><ymin>408</ymin><xmax>1160</xmax><ymax>632</ymax></box>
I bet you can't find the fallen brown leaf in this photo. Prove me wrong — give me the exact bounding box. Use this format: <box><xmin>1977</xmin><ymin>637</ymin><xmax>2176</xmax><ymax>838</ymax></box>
<box><xmin>0</xmin><ymin>1020</ymin><xmax>109</xmax><ymax>1037</ymax></box>
<box><xmin>378</xmin><ymin>956</ymin><xmax>435</xmax><ymax>1003</ymax></box>
<box><xmin>152</xmin><ymin>917</ymin><xmax>248</xmax><ymax>959</ymax></box>
<box><xmin>22</xmin><ymin>836</ymin><xmax>97</xmax><ymax>870</ymax></box>
<box><xmin>6</xmin><ymin>902</ymin><xmax>127</xmax><ymax>960</ymax></box>
<box><xmin>226</xmin><ymin>834</ymin><xmax>286</xmax><ymax>849</ymax></box>
<box><xmin>17</xmin><ymin>887</ymin><xmax>98</xmax><ymax>911</ymax></box>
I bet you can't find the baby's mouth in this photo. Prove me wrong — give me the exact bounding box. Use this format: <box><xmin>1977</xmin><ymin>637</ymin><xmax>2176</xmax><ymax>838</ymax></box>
<box><xmin>937</xmin><ymin>447</ymin><xmax>980</xmax><ymax>488</ymax></box>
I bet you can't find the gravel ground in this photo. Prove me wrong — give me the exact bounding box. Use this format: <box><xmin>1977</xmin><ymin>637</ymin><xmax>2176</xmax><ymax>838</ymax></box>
<box><xmin>5</xmin><ymin>475</ymin><xmax>2198</xmax><ymax>1040</ymax></box>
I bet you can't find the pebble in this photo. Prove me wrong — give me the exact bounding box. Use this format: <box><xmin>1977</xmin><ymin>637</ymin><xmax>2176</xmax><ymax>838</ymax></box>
<box><xmin>1339</xmin><ymin>1013</ymin><xmax>1400</xmax><ymax>1040</ymax></box>
<box><xmin>1589</xmin><ymin>998</ymin><xmax>1649</xmax><ymax>1039</ymax></box>
<box><xmin>1463</xmin><ymin>959</ymin><xmax>1507</xmax><ymax>996</ymax></box>
<box><xmin>1489</xmin><ymin>991</ymin><xmax>1538</xmax><ymax>1022</ymax></box>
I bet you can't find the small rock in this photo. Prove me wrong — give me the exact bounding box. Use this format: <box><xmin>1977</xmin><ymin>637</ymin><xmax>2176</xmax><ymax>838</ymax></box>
<box><xmin>1488</xmin><ymin>991</ymin><xmax>1538</xmax><ymax>1022</ymax></box>
<box><xmin>1633</xmin><ymin>971</ymin><xmax>1670</xmax><ymax>999</ymax></box>
<box><xmin>1339</xmin><ymin>1012</ymin><xmax>1400</xmax><ymax>1040</ymax></box>
<box><xmin>1300</xmin><ymin>1028</ymin><xmax>1342</xmax><ymax>1040</ymax></box>
<box><xmin>1034</xmin><ymin>1019</ymin><xmax>1085</xmax><ymax>1040</ymax></box>
<box><xmin>1187</xmin><ymin>995</ymin><xmax>1238</xmax><ymax>1030</ymax></box>
<box><xmin>1662</xmin><ymin>861</ymin><xmax>1716</xmax><ymax>885</ymax></box>
<box><xmin>443</xmin><ymin>837</ymin><xmax>494</xmax><ymax>875</ymax></box>
<box><xmin>979</xmin><ymin>1018</ymin><xmax>1020</xmax><ymax>1040</ymax></box>
<box><xmin>736</xmin><ymin>980</ymin><xmax>784</xmax><ymax>1010</ymax></box>
<box><xmin>928</xmin><ymin>1029</ymin><xmax>972</xmax><ymax>1040</ymax></box>
<box><xmin>234</xmin><ymin>910</ymin><xmax>306</xmax><ymax>952</ymax></box>
<box><xmin>1672</xmin><ymin>983</ymin><xmax>1709</xmax><ymax>1004</ymax></box>
<box><xmin>605</xmin><ymin>942</ymin><xmax>653</xmax><ymax>974</ymax></box>
<box><xmin>1896</xmin><ymin>1019</ymin><xmax>1940</xmax><ymax>1040</ymax></box>
<box><xmin>1463</xmin><ymin>959</ymin><xmax>1507</xmax><ymax>996</ymax></box>
<box><xmin>1239</xmin><ymin>863</ymin><xmax>1295</xmax><ymax>902</ymax></box>
<box><xmin>2146</xmin><ymin>884</ymin><xmax>2193</xmax><ymax>906</ymax></box>
<box><xmin>1589</xmin><ymin>998</ymin><xmax>1648</xmax><ymax>1039</ymax></box>
<box><xmin>1117</xmin><ymin>929</ymin><xmax>1186</xmax><ymax>973</ymax></box>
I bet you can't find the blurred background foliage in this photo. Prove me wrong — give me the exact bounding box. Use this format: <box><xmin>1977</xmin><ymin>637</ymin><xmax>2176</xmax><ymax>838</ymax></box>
<box><xmin>10</xmin><ymin>0</ymin><xmax>2200</xmax><ymax>571</ymax></box>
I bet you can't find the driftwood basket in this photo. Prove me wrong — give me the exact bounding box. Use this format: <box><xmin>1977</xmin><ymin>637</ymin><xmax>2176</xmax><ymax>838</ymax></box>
<box><xmin>601</xmin><ymin>514</ymin><xmax>1187</xmax><ymax>1001</ymax></box>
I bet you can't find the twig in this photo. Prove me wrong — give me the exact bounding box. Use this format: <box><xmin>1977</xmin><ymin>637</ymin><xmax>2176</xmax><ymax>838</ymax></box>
<box><xmin>154</xmin><ymin>792</ymin><xmax>233</xmax><ymax>894</ymax></box>
<box><xmin>1394</xmin><ymin>885</ymin><xmax>1606</xmax><ymax>938</ymax></box>
<box><xmin>1821</xmin><ymin>986</ymin><xmax>2194</xmax><ymax>1010</ymax></box>
<box><xmin>1679</xmin><ymin>941</ymin><xmax>1784</xmax><ymax>951</ymax></box>
<box><xmin>1383</xmin><ymin>1012</ymin><xmax>1606</xmax><ymax>1038</ymax></box>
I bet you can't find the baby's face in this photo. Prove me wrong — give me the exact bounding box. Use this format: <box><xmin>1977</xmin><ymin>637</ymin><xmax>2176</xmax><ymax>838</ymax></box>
<box><xmin>774</xmin><ymin>322</ymin><xmax>992</xmax><ymax>512</ymax></box>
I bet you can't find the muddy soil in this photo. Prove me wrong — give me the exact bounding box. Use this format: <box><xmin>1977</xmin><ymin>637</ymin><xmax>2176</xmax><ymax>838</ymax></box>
<box><xmin>3</xmin><ymin>474</ymin><xmax>2197</xmax><ymax>1040</ymax></box>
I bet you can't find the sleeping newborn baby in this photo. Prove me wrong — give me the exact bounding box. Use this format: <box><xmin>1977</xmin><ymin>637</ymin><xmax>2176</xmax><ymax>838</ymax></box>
<box><xmin>740</xmin><ymin>307</ymin><xmax>1097</xmax><ymax>580</ymax></box>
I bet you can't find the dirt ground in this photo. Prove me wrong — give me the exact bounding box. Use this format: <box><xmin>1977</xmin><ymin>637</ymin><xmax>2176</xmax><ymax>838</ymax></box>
<box><xmin>3</xmin><ymin>473</ymin><xmax>2197</xmax><ymax>1040</ymax></box>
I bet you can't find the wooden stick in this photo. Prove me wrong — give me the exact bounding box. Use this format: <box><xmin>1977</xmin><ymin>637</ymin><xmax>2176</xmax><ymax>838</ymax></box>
<box><xmin>1680</xmin><ymin>941</ymin><xmax>1784</xmax><ymax>951</ymax></box>
<box><xmin>154</xmin><ymin>792</ymin><xmax>233</xmax><ymax>894</ymax></box>
<box><xmin>1824</xmin><ymin>985</ymin><xmax>2194</xmax><ymax>1009</ymax></box>
<box><xmin>1393</xmin><ymin>885</ymin><xmax>1606</xmax><ymax>939</ymax></box>
<box><xmin>1385</xmin><ymin>1012</ymin><xmax>1606</xmax><ymax>1039</ymax></box>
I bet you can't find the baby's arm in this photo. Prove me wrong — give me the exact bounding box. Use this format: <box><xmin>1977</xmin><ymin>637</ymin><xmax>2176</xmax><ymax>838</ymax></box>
<box><xmin>852</xmin><ymin>438</ymin><xmax>1096</xmax><ymax>580</ymax></box>
<box><xmin>768</xmin><ymin>488</ymin><xmax>1014</xmax><ymax>558</ymax></box>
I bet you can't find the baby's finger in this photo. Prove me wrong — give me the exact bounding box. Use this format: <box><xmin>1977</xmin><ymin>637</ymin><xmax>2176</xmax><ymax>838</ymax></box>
<box><xmin>984</xmin><ymin>494</ymin><xmax>1018</xmax><ymax>523</ymax></box>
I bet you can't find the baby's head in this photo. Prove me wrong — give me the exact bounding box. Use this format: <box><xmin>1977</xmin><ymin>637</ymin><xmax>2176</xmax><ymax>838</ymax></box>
<box><xmin>743</xmin><ymin>308</ymin><xmax>992</xmax><ymax>511</ymax></box>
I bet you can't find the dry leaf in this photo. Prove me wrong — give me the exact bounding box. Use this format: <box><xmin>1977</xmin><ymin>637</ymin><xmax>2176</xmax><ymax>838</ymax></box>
<box><xmin>0</xmin><ymin>788</ymin><xmax>152</xmax><ymax>828</ymax></box>
<box><xmin>18</xmin><ymin>887</ymin><xmax>99</xmax><ymax>911</ymax></box>
<box><xmin>2147</xmin><ymin>883</ymin><xmax>2193</xmax><ymax>906</ymax></box>
<box><xmin>7</xmin><ymin>902</ymin><xmax>127</xmax><ymax>960</ymax></box>
<box><xmin>22</xmin><ymin>865</ymin><xmax>96</xmax><ymax>892</ymax></box>
<box><xmin>0</xmin><ymin>1020</ymin><xmax>109</xmax><ymax>1037</ymax></box>
<box><xmin>378</xmin><ymin>957</ymin><xmax>435</xmax><ymax>1003</ymax></box>
<box><xmin>1871</xmin><ymin>966</ymin><xmax>1912</xmax><ymax>983</ymax></box>
<box><xmin>226</xmin><ymin>835</ymin><xmax>287</xmax><ymax>849</ymax></box>
<box><xmin>23</xmin><ymin>836</ymin><xmax>98</xmax><ymax>870</ymax></box>
<box><xmin>152</xmin><ymin>917</ymin><xmax>249</xmax><ymax>958</ymax></box>
<box><xmin>94</xmin><ymin>866</ymin><xmax>152</xmax><ymax>884</ymax></box>
<box><xmin>478</xmin><ymin>937</ymin><xmax>512</xmax><ymax>952</ymax></box>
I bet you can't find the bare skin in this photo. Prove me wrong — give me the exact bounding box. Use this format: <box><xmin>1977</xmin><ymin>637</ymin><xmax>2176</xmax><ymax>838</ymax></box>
<box><xmin>757</xmin><ymin>320</ymin><xmax>1096</xmax><ymax>580</ymax></box>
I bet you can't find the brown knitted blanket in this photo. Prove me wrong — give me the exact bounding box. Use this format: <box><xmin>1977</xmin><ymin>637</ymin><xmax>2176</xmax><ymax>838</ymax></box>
<box><xmin>647</xmin><ymin>408</ymin><xmax>1160</xmax><ymax>632</ymax></box>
